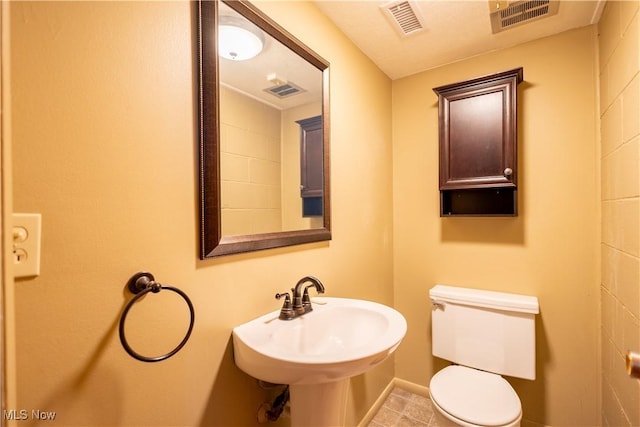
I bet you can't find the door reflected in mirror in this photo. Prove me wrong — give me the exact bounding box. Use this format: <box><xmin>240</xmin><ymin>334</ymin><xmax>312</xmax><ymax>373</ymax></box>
<box><xmin>198</xmin><ymin>0</ymin><xmax>331</xmax><ymax>257</ymax></box>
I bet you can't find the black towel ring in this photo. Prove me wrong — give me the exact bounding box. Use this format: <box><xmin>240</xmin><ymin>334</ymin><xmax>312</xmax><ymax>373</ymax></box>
<box><xmin>119</xmin><ymin>272</ymin><xmax>195</xmax><ymax>362</ymax></box>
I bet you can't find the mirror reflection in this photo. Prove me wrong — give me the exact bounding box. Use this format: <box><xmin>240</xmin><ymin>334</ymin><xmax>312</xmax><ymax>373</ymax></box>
<box><xmin>198</xmin><ymin>0</ymin><xmax>331</xmax><ymax>258</ymax></box>
<box><xmin>219</xmin><ymin>3</ymin><xmax>324</xmax><ymax>236</ymax></box>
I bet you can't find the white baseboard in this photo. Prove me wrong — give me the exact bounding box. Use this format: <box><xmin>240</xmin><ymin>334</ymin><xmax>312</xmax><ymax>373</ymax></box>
<box><xmin>392</xmin><ymin>377</ymin><xmax>430</xmax><ymax>397</ymax></box>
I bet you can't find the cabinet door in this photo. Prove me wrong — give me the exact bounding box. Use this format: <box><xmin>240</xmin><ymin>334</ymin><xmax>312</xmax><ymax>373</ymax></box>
<box><xmin>298</xmin><ymin>116</ymin><xmax>323</xmax><ymax>198</ymax></box>
<box><xmin>435</xmin><ymin>68</ymin><xmax>522</xmax><ymax>191</ymax></box>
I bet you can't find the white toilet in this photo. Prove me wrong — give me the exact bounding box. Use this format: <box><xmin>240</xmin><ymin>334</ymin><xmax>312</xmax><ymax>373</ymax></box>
<box><xmin>429</xmin><ymin>285</ymin><xmax>539</xmax><ymax>427</ymax></box>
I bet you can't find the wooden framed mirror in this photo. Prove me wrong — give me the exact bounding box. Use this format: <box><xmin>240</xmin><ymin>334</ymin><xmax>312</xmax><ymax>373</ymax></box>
<box><xmin>198</xmin><ymin>0</ymin><xmax>331</xmax><ymax>258</ymax></box>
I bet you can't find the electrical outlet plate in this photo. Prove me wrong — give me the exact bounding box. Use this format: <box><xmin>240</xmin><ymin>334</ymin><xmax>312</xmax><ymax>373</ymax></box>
<box><xmin>12</xmin><ymin>213</ymin><xmax>41</xmax><ymax>278</ymax></box>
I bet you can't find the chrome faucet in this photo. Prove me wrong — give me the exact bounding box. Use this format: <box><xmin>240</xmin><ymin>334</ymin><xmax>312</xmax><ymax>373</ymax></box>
<box><xmin>275</xmin><ymin>276</ymin><xmax>325</xmax><ymax>320</ymax></box>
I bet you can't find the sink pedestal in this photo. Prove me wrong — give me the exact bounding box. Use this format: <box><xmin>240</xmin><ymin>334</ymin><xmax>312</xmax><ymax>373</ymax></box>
<box><xmin>289</xmin><ymin>380</ymin><xmax>350</xmax><ymax>427</ymax></box>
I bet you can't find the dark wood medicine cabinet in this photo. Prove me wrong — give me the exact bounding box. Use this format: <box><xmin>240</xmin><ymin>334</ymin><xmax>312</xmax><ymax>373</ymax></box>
<box><xmin>433</xmin><ymin>67</ymin><xmax>523</xmax><ymax>216</ymax></box>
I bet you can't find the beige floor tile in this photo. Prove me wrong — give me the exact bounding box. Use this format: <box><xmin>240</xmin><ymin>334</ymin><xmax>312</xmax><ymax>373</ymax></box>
<box><xmin>370</xmin><ymin>406</ymin><xmax>402</xmax><ymax>426</ymax></box>
<box><xmin>368</xmin><ymin>386</ymin><xmax>435</xmax><ymax>427</ymax></box>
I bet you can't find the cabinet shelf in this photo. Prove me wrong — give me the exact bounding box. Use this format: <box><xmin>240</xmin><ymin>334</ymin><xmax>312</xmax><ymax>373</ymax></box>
<box><xmin>441</xmin><ymin>189</ymin><xmax>517</xmax><ymax>217</ymax></box>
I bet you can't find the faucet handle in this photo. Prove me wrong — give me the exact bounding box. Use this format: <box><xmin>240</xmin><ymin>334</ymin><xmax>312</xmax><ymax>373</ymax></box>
<box><xmin>275</xmin><ymin>292</ymin><xmax>294</xmax><ymax>320</ymax></box>
<box><xmin>275</xmin><ymin>291</ymin><xmax>291</xmax><ymax>303</ymax></box>
<box><xmin>276</xmin><ymin>292</ymin><xmax>291</xmax><ymax>301</ymax></box>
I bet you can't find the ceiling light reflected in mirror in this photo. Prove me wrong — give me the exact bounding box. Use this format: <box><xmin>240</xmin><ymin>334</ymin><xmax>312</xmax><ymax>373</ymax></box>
<box><xmin>219</xmin><ymin>15</ymin><xmax>265</xmax><ymax>60</ymax></box>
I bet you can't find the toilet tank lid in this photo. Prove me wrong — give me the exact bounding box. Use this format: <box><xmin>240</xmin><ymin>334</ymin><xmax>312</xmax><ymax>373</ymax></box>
<box><xmin>430</xmin><ymin>285</ymin><xmax>539</xmax><ymax>314</ymax></box>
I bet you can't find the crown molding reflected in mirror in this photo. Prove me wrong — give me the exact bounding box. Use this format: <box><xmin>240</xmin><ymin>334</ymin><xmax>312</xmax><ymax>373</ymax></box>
<box><xmin>198</xmin><ymin>0</ymin><xmax>331</xmax><ymax>258</ymax></box>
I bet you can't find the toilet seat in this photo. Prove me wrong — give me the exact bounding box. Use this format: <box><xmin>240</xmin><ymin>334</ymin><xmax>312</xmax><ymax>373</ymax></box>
<box><xmin>429</xmin><ymin>365</ymin><xmax>522</xmax><ymax>426</ymax></box>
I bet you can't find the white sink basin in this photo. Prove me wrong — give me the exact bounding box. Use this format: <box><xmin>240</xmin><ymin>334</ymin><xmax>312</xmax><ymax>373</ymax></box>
<box><xmin>232</xmin><ymin>297</ymin><xmax>407</xmax><ymax>385</ymax></box>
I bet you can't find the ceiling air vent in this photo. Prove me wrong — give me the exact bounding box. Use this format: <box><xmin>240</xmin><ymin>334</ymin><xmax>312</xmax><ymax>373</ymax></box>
<box><xmin>490</xmin><ymin>0</ymin><xmax>560</xmax><ymax>34</ymax></box>
<box><xmin>381</xmin><ymin>0</ymin><xmax>426</xmax><ymax>37</ymax></box>
<box><xmin>263</xmin><ymin>81</ymin><xmax>305</xmax><ymax>99</ymax></box>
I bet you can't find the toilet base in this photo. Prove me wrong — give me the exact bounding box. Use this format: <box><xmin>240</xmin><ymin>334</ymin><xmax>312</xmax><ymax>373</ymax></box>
<box><xmin>429</xmin><ymin>390</ymin><xmax>521</xmax><ymax>427</ymax></box>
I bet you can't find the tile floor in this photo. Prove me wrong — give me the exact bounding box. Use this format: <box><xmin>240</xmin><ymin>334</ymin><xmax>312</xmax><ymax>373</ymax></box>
<box><xmin>367</xmin><ymin>386</ymin><xmax>438</xmax><ymax>427</ymax></box>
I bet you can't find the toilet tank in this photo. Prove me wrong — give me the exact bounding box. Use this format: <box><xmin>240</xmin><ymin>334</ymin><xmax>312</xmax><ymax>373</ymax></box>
<box><xmin>430</xmin><ymin>285</ymin><xmax>539</xmax><ymax>380</ymax></box>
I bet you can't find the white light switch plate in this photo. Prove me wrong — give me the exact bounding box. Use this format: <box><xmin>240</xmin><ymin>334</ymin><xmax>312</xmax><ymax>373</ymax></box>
<box><xmin>12</xmin><ymin>213</ymin><xmax>41</xmax><ymax>278</ymax></box>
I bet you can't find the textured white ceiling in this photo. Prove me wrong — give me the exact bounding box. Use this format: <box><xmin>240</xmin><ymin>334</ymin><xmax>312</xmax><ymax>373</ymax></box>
<box><xmin>314</xmin><ymin>0</ymin><xmax>605</xmax><ymax>80</ymax></box>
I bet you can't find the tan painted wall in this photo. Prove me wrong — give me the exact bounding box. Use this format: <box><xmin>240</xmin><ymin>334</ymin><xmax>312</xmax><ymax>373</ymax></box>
<box><xmin>599</xmin><ymin>2</ymin><xmax>640</xmax><ymax>426</ymax></box>
<box><xmin>1</xmin><ymin>0</ymin><xmax>18</xmax><ymax>414</ymax></box>
<box><xmin>392</xmin><ymin>27</ymin><xmax>601</xmax><ymax>426</ymax></box>
<box><xmin>8</xmin><ymin>1</ymin><xmax>392</xmax><ymax>426</ymax></box>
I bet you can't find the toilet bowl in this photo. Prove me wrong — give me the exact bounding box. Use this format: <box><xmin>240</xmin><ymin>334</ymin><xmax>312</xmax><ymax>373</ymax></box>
<box><xmin>429</xmin><ymin>365</ymin><xmax>522</xmax><ymax>427</ymax></box>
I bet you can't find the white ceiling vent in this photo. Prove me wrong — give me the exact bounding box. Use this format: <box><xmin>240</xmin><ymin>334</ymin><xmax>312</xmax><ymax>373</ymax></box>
<box><xmin>263</xmin><ymin>82</ymin><xmax>305</xmax><ymax>99</ymax></box>
<box><xmin>490</xmin><ymin>0</ymin><xmax>560</xmax><ymax>34</ymax></box>
<box><xmin>262</xmin><ymin>73</ymin><xmax>305</xmax><ymax>99</ymax></box>
<box><xmin>381</xmin><ymin>1</ymin><xmax>426</xmax><ymax>37</ymax></box>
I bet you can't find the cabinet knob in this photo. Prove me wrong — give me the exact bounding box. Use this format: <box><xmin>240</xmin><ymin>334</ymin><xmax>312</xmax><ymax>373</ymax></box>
<box><xmin>504</xmin><ymin>168</ymin><xmax>513</xmax><ymax>177</ymax></box>
<box><xmin>627</xmin><ymin>351</ymin><xmax>640</xmax><ymax>379</ymax></box>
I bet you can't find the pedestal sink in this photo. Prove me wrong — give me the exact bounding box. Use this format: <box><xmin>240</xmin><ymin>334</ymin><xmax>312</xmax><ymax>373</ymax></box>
<box><xmin>232</xmin><ymin>297</ymin><xmax>407</xmax><ymax>426</ymax></box>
